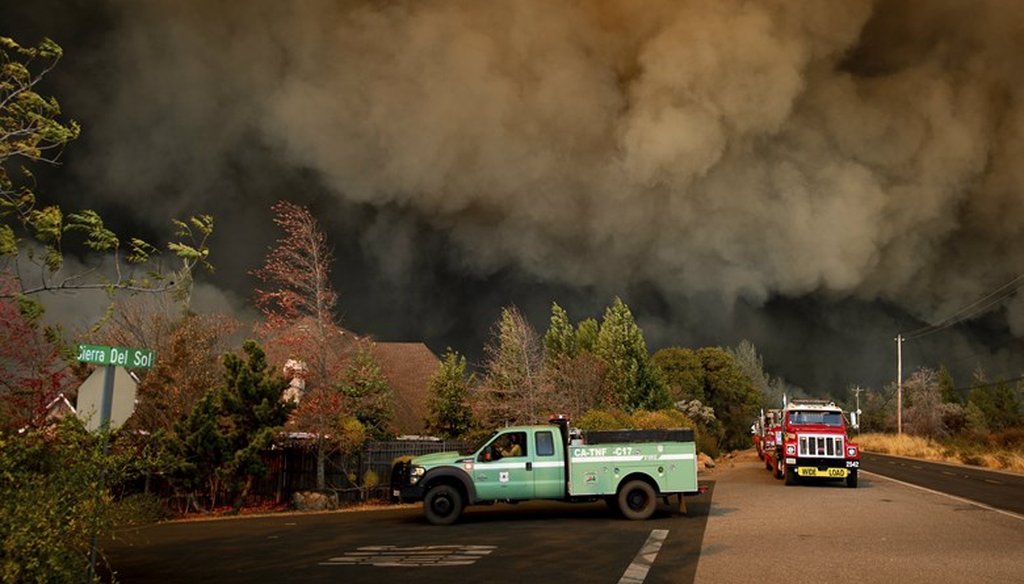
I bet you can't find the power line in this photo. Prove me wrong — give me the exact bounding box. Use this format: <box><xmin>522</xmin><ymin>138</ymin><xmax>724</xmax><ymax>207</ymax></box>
<box><xmin>901</xmin><ymin>273</ymin><xmax>1024</xmax><ymax>341</ymax></box>
<box><xmin>949</xmin><ymin>375</ymin><xmax>1024</xmax><ymax>395</ymax></box>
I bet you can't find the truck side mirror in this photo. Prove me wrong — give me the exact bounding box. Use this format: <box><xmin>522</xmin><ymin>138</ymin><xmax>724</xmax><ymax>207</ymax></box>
<box><xmin>849</xmin><ymin>412</ymin><xmax>859</xmax><ymax>430</ymax></box>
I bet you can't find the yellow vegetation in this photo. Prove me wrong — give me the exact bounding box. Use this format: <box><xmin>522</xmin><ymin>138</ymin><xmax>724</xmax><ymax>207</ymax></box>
<box><xmin>857</xmin><ymin>433</ymin><xmax>1024</xmax><ymax>473</ymax></box>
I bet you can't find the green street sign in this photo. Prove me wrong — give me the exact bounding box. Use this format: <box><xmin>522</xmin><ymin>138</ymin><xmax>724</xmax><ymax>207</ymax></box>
<box><xmin>77</xmin><ymin>344</ymin><xmax>156</xmax><ymax>369</ymax></box>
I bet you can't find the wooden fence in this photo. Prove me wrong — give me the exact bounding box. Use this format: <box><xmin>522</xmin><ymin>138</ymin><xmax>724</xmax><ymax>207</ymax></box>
<box><xmin>250</xmin><ymin>439</ymin><xmax>468</xmax><ymax>505</ymax></box>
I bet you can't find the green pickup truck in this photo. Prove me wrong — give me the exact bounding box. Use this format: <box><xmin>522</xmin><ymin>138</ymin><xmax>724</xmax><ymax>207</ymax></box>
<box><xmin>391</xmin><ymin>416</ymin><xmax>701</xmax><ymax>525</ymax></box>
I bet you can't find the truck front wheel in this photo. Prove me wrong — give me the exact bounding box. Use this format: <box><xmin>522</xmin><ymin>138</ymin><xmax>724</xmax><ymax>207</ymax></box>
<box><xmin>423</xmin><ymin>484</ymin><xmax>464</xmax><ymax>526</ymax></box>
<box><xmin>784</xmin><ymin>466</ymin><xmax>798</xmax><ymax>486</ymax></box>
<box><xmin>846</xmin><ymin>470</ymin><xmax>858</xmax><ymax>488</ymax></box>
<box><xmin>617</xmin><ymin>480</ymin><xmax>656</xmax><ymax>520</ymax></box>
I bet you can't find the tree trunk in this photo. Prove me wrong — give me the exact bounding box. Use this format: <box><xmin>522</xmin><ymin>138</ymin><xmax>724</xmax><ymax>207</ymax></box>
<box><xmin>232</xmin><ymin>475</ymin><xmax>254</xmax><ymax>513</ymax></box>
<box><xmin>316</xmin><ymin>441</ymin><xmax>326</xmax><ymax>491</ymax></box>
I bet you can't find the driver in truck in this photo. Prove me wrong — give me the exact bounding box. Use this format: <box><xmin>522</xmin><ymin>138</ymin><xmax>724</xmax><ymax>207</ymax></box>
<box><xmin>498</xmin><ymin>433</ymin><xmax>524</xmax><ymax>458</ymax></box>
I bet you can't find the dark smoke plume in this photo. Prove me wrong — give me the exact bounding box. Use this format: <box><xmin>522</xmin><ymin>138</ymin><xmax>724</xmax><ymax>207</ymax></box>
<box><xmin>5</xmin><ymin>0</ymin><xmax>1024</xmax><ymax>393</ymax></box>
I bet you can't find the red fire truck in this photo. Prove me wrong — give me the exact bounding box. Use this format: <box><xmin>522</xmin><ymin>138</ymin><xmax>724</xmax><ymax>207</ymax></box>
<box><xmin>759</xmin><ymin>409</ymin><xmax>784</xmax><ymax>478</ymax></box>
<box><xmin>776</xmin><ymin>399</ymin><xmax>860</xmax><ymax>487</ymax></box>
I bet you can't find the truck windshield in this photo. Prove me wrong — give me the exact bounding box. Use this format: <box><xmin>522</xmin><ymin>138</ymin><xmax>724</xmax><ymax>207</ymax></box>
<box><xmin>460</xmin><ymin>431</ymin><xmax>497</xmax><ymax>455</ymax></box>
<box><xmin>790</xmin><ymin>411</ymin><xmax>844</xmax><ymax>426</ymax></box>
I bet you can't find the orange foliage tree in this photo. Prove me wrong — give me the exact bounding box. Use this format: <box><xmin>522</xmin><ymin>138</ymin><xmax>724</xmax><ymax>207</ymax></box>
<box><xmin>0</xmin><ymin>277</ymin><xmax>75</xmax><ymax>431</ymax></box>
<box><xmin>252</xmin><ymin>200</ymin><xmax>363</xmax><ymax>490</ymax></box>
<box><xmin>252</xmin><ymin>200</ymin><xmax>356</xmax><ymax>390</ymax></box>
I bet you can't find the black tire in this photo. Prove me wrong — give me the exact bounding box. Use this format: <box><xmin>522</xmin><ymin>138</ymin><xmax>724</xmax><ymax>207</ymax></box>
<box><xmin>423</xmin><ymin>484</ymin><xmax>464</xmax><ymax>526</ymax></box>
<box><xmin>846</xmin><ymin>470</ymin><xmax>858</xmax><ymax>488</ymax></box>
<box><xmin>773</xmin><ymin>459</ymin><xmax>783</xmax><ymax>480</ymax></box>
<box><xmin>617</xmin><ymin>480</ymin><xmax>657</xmax><ymax>520</ymax></box>
<box><xmin>784</xmin><ymin>466</ymin><xmax>798</xmax><ymax>486</ymax></box>
<box><xmin>765</xmin><ymin>458</ymin><xmax>772</xmax><ymax>470</ymax></box>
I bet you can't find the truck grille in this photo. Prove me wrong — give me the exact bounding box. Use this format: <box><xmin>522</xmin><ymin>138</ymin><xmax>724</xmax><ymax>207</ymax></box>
<box><xmin>798</xmin><ymin>435</ymin><xmax>844</xmax><ymax>458</ymax></box>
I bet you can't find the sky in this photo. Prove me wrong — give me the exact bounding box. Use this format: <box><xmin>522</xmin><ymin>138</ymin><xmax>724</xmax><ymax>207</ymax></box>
<box><xmin>4</xmin><ymin>0</ymin><xmax>1024</xmax><ymax>397</ymax></box>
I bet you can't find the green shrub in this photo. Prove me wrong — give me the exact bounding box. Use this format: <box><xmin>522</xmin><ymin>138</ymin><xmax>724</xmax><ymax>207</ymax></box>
<box><xmin>696</xmin><ymin>432</ymin><xmax>720</xmax><ymax>459</ymax></box>
<box><xmin>112</xmin><ymin>493</ymin><xmax>170</xmax><ymax>527</ymax></box>
<box><xmin>0</xmin><ymin>420</ymin><xmax>126</xmax><ymax>583</ymax></box>
<box><xmin>631</xmin><ymin>408</ymin><xmax>696</xmax><ymax>430</ymax></box>
<box><xmin>576</xmin><ymin>408</ymin><xmax>631</xmax><ymax>431</ymax></box>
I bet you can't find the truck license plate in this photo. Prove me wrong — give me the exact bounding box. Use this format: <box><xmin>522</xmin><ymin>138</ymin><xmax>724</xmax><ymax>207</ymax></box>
<box><xmin>797</xmin><ymin>467</ymin><xmax>847</xmax><ymax>478</ymax></box>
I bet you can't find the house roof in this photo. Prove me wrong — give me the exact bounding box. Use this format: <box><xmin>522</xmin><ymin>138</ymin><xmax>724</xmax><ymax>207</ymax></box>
<box><xmin>371</xmin><ymin>342</ymin><xmax>439</xmax><ymax>435</ymax></box>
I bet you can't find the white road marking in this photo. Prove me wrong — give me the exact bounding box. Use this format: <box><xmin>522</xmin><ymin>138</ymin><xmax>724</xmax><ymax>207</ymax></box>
<box><xmin>861</xmin><ymin>470</ymin><xmax>1024</xmax><ymax>521</ymax></box>
<box><xmin>320</xmin><ymin>544</ymin><xmax>496</xmax><ymax>567</ymax></box>
<box><xmin>618</xmin><ymin>529</ymin><xmax>669</xmax><ymax>584</ymax></box>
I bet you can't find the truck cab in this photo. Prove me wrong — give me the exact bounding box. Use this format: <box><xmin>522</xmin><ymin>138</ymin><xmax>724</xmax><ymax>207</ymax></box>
<box><xmin>778</xmin><ymin>400</ymin><xmax>860</xmax><ymax>487</ymax></box>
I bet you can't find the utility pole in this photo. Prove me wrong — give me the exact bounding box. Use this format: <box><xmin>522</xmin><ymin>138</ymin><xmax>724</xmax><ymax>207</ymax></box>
<box><xmin>895</xmin><ymin>334</ymin><xmax>903</xmax><ymax>435</ymax></box>
<box><xmin>851</xmin><ymin>386</ymin><xmax>864</xmax><ymax>435</ymax></box>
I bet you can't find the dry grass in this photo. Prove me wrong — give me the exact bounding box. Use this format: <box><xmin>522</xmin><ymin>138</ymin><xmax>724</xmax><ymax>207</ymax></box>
<box><xmin>857</xmin><ymin>433</ymin><xmax>1024</xmax><ymax>473</ymax></box>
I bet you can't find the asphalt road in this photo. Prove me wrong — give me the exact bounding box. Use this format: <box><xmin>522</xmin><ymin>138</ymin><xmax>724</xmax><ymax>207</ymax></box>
<box><xmin>102</xmin><ymin>489</ymin><xmax>714</xmax><ymax>584</ymax></box>
<box><xmin>860</xmin><ymin>451</ymin><xmax>1024</xmax><ymax>516</ymax></box>
<box><xmin>102</xmin><ymin>453</ymin><xmax>1024</xmax><ymax>584</ymax></box>
<box><xmin>693</xmin><ymin>451</ymin><xmax>1024</xmax><ymax>584</ymax></box>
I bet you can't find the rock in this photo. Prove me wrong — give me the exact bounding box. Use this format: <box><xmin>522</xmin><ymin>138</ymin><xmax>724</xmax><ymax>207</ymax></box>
<box><xmin>698</xmin><ymin>452</ymin><xmax>716</xmax><ymax>470</ymax></box>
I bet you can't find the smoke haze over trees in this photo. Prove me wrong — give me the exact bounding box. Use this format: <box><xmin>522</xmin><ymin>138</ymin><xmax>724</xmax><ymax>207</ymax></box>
<box><xmin>5</xmin><ymin>0</ymin><xmax>1024</xmax><ymax>393</ymax></box>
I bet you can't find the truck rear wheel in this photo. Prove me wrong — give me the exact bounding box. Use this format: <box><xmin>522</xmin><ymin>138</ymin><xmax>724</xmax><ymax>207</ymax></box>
<box><xmin>617</xmin><ymin>480</ymin><xmax>656</xmax><ymax>520</ymax></box>
<box><xmin>423</xmin><ymin>484</ymin><xmax>464</xmax><ymax>526</ymax></box>
<box><xmin>846</xmin><ymin>470</ymin><xmax>858</xmax><ymax>488</ymax></box>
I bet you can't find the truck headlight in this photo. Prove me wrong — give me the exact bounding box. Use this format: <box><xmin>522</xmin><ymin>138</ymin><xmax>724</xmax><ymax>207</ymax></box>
<box><xmin>785</xmin><ymin>444</ymin><xmax>796</xmax><ymax>455</ymax></box>
<box><xmin>410</xmin><ymin>465</ymin><xmax>425</xmax><ymax>484</ymax></box>
<box><xmin>847</xmin><ymin>447</ymin><xmax>857</xmax><ymax>457</ymax></box>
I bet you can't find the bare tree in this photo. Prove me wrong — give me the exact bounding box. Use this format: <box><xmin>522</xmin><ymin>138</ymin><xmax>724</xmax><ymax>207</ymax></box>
<box><xmin>543</xmin><ymin>352</ymin><xmax>612</xmax><ymax>420</ymax></box>
<box><xmin>903</xmin><ymin>367</ymin><xmax>960</xmax><ymax>438</ymax></box>
<box><xmin>252</xmin><ymin>200</ymin><xmax>360</xmax><ymax>491</ymax></box>
<box><xmin>253</xmin><ymin>200</ymin><xmax>355</xmax><ymax>392</ymax></box>
<box><xmin>475</xmin><ymin>306</ymin><xmax>546</xmax><ymax>427</ymax></box>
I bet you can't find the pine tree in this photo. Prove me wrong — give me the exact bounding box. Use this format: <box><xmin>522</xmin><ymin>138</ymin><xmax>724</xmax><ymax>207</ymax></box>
<box><xmin>575</xmin><ymin>318</ymin><xmax>599</xmax><ymax>353</ymax></box>
<box><xmin>173</xmin><ymin>340</ymin><xmax>292</xmax><ymax>511</ymax></box>
<box><xmin>543</xmin><ymin>303</ymin><xmax>576</xmax><ymax>365</ymax></box>
<box><xmin>728</xmin><ymin>340</ymin><xmax>769</xmax><ymax>396</ymax></box>
<box><xmin>594</xmin><ymin>297</ymin><xmax>670</xmax><ymax>412</ymax></box>
<box><xmin>937</xmin><ymin>365</ymin><xmax>959</xmax><ymax>404</ymax></box>
<box><xmin>424</xmin><ymin>349</ymin><xmax>474</xmax><ymax>439</ymax></box>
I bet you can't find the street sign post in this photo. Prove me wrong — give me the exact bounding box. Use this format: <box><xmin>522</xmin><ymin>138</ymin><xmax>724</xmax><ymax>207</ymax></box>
<box><xmin>77</xmin><ymin>343</ymin><xmax>155</xmax><ymax>581</ymax></box>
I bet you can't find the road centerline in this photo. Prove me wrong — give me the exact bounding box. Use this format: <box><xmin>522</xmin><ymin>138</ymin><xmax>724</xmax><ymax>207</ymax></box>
<box><xmin>618</xmin><ymin>529</ymin><xmax>669</xmax><ymax>584</ymax></box>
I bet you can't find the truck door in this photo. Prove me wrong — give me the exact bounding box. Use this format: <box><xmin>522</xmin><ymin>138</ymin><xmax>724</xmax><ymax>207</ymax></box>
<box><xmin>474</xmin><ymin>430</ymin><xmax>535</xmax><ymax>501</ymax></box>
<box><xmin>532</xmin><ymin>429</ymin><xmax>565</xmax><ymax>499</ymax></box>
